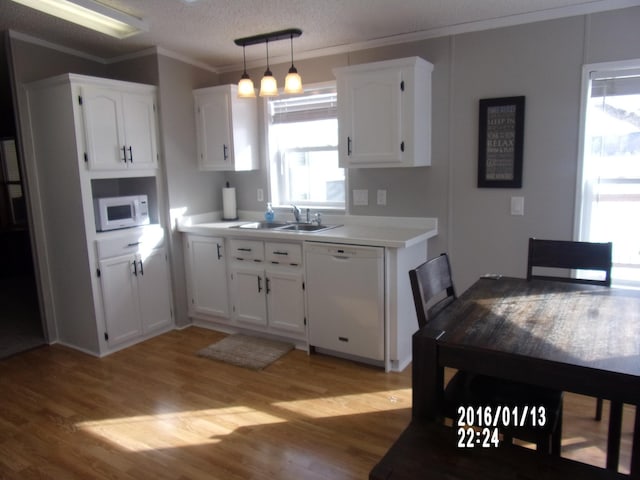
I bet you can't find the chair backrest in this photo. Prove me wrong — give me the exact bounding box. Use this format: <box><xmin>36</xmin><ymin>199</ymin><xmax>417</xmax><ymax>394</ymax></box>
<box><xmin>409</xmin><ymin>253</ymin><xmax>457</xmax><ymax>329</ymax></box>
<box><xmin>526</xmin><ymin>238</ymin><xmax>612</xmax><ymax>286</ymax></box>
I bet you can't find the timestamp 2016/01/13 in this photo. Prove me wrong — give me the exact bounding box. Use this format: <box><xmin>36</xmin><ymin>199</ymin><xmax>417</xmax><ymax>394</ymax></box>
<box><xmin>457</xmin><ymin>427</ymin><xmax>500</xmax><ymax>448</ymax></box>
<box><xmin>457</xmin><ymin>405</ymin><xmax>547</xmax><ymax>429</ymax></box>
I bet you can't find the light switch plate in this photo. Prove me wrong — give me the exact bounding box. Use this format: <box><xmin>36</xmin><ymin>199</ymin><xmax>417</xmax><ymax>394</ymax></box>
<box><xmin>353</xmin><ymin>189</ymin><xmax>369</xmax><ymax>206</ymax></box>
<box><xmin>257</xmin><ymin>188</ymin><xmax>264</xmax><ymax>202</ymax></box>
<box><xmin>377</xmin><ymin>189</ymin><xmax>387</xmax><ymax>206</ymax></box>
<box><xmin>511</xmin><ymin>196</ymin><xmax>524</xmax><ymax>216</ymax></box>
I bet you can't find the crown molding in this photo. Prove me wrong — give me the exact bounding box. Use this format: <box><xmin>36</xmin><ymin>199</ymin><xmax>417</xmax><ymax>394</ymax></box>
<box><xmin>8</xmin><ymin>30</ymin><xmax>107</xmax><ymax>64</ymax></box>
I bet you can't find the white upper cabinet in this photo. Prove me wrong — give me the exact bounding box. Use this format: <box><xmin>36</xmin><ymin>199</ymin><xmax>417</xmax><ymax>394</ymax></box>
<box><xmin>193</xmin><ymin>84</ymin><xmax>259</xmax><ymax>171</ymax></box>
<box><xmin>334</xmin><ymin>56</ymin><xmax>433</xmax><ymax>168</ymax></box>
<box><xmin>80</xmin><ymin>84</ymin><xmax>159</xmax><ymax>171</ymax></box>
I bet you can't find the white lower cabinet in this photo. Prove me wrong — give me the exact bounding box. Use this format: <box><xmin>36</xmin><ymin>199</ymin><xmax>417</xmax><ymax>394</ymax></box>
<box><xmin>184</xmin><ymin>235</ymin><xmax>229</xmax><ymax>319</ymax></box>
<box><xmin>97</xmin><ymin>232</ymin><xmax>173</xmax><ymax>350</ymax></box>
<box><xmin>228</xmin><ymin>239</ymin><xmax>305</xmax><ymax>338</ymax></box>
<box><xmin>99</xmin><ymin>254</ymin><xmax>141</xmax><ymax>346</ymax></box>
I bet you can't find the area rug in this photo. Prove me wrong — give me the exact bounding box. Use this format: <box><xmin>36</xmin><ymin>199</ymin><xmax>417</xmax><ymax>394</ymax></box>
<box><xmin>197</xmin><ymin>334</ymin><xmax>294</xmax><ymax>370</ymax></box>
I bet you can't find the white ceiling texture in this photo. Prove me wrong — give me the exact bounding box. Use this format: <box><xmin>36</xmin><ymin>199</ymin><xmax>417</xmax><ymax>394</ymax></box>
<box><xmin>2</xmin><ymin>0</ymin><xmax>640</xmax><ymax>72</ymax></box>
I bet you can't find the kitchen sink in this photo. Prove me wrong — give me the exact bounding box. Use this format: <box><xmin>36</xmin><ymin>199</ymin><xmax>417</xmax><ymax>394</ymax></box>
<box><xmin>230</xmin><ymin>221</ymin><xmax>340</xmax><ymax>233</ymax></box>
<box><xmin>278</xmin><ymin>223</ymin><xmax>340</xmax><ymax>233</ymax></box>
<box><xmin>231</xmin><ymin>221</ymin><xmax>289</xmax><ymax>229</ymax></box>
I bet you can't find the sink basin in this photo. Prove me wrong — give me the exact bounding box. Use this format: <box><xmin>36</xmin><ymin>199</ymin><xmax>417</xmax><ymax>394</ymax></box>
<box><xmin>232</xmin><ymin>221</ymin><xmax>288</xmax><ymax>230</ymax></box>
<box><xmin>279</xmin><ymin>223</ymin><xmax>340</xmax><ymax>233</ymax></box>
<box><xmin>230</xmin><ymin>221</ymin><xmax>341</xmax><ymax>233</ymax></box>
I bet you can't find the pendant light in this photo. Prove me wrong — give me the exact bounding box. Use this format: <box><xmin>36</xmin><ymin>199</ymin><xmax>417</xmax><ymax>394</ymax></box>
<box><xmin>259</xmin><ymin>39</ymin><xmax>278</xmax><ymax>97</ymax></box>
<box><xmin>284</xmin><ymin>33</ymin><xmax>303</xmax><ymax>94</ymax></box>
<box><xmin>237</xmin><ymin>44</ymin><xmax>256</xmax><ymax>98</ymax></box>
<box><xmin>234</xmin><ymin>29</ymin><xmax>303</xmax><ymax>98</ymax></box>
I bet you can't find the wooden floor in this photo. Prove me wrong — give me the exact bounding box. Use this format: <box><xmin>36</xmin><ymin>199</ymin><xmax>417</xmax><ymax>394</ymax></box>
<box><xmin>0</xmin><ymin>327</ymin><xmax>635</xmax><ymax>479</ymax></box>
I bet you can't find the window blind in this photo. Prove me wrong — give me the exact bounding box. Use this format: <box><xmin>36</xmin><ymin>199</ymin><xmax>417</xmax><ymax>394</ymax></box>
<box><xmin>269</xmin><ymin>90</ymin><xmax>337</xmax><ymax>124</ymax></box>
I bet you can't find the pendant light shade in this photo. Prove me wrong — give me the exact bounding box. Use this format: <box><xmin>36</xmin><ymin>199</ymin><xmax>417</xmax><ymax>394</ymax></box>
<box><xmin>234</xmin><ymin>29</ymin><xmax>303</xmax><ymax>98</ymax></box>
<box><xmin>237</xmin><ymin>45</ymin><xmax>255</xmax><ymax>98</ymax></box>
<box><xmin>259</xmin><ymin>40</ymin><xmax>278</xmax><ymax>97</ymax></box>
<box><xmin>284</xmin><ymin>34</ymin><xmax>303</xmax><ymax>94</ymax></box>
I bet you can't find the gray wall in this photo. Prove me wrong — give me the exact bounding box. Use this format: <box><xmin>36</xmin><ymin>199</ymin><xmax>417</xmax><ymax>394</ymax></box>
<box><xmin>219</xmin><ymin>6</ymin><xmax>640</xmax><ymax>292</ymax></box>
<box><xmin>155</xmin><ymin>54</ymin><xmax>219</xmax><ymax>326</ymax></box>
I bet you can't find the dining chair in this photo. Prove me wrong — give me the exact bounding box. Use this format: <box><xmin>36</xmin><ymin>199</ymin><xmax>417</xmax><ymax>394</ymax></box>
<box><xmin>527</xmin><ymin>237</ymin><xmax>613</xmax><ymax>420</ymax></box>
<box><xmin>410</xmin><ymin>253</ymin><xmax>564</xmax><ymax>455</ymax></box>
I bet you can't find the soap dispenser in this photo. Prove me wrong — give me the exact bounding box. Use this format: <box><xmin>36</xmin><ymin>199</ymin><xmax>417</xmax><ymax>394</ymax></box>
<box><xmin>264</xmin><ymin>202</ymin><xmax>275</xmax><ymax>223</ymax></box>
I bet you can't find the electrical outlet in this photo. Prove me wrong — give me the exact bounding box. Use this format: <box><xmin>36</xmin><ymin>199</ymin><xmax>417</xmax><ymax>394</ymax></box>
<box><xmin>353</xmin><ymin>189</ymin><xmax>369</xmax><ymax>206</ymax></box>
<box><xmin>257</xmin><ymin>188</ymin><xmax>264</xmax><ymax>202</ymax></box>
<box><xmin>377</xmin><ymin>189</ymin><xmax>387</xmax><ymax>206</ymax></box>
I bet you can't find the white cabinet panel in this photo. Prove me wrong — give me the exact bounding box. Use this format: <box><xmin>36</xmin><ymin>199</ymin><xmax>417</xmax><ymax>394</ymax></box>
<box><xmin>137</xmin><ymin>249</ymin><xmax>173</xmax><ymax>332</ymax></box>
<box><xmin>266</xmin><ymin>269</ymin><xmax>305</xmax><ymax>334</ymax></box>
<box><xmin>99</xmin><ymin>254</ymin><xmax>142</xmax><ymax>347</ymax></box>
<box><xmin>81</xmin><ymin>85</ymin><xmax>158</xmax><ymax>171</ymax></box>
<box><xmin>230</xmin><ymin>264</ymin><xmax>267</xmax><ymax>326</ymax></box>
<box><xmin>185</xmin><ymin>235</ymin><xmax>229</xmax><ymax>318</ymax></box>
<box><xmin>334</xmin><ymin>56</ymin><xmax>433</xmax><ymax>168</ymax></box>
<box><xmin>193</xmin><ymin>84</ymin><xmax>258</xmax><ymax>171</ymax></box>
<box><xmin>81</xmin><ymin>86</ymin><xmax>126</xmax><ymax>170</ymax></box>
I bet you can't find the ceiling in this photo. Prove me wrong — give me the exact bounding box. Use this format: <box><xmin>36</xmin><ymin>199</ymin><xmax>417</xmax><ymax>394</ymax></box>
<box><xmin>2</xmin><ymin>0</ymin><xmax>640</xmax><ymax>72</ymax></box>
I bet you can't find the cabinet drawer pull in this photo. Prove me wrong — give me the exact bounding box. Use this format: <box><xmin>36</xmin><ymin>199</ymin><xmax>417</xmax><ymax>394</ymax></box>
<box><xmin>237</xmin><ymin>247</ymin><xmax>252</xmax><ymax>252</ymax></box>
<box><xmin>127</xmin><ymin>242</ymin><xmax>141</xmax><ymax>247</ymax></box>
<box><xmin>338</xmin><ymin>336</ymin><xmax>349</xmax><ymax>343</ymax></box>
<box><xmin>272</xmin><ymin>251</ymin><xmax>289</xmax><ymax>256</ymax></box>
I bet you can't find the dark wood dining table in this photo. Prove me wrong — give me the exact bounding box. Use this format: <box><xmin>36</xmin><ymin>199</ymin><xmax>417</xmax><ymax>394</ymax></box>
<box><xmin>412</xmin><ymin>276</ymin><xmax>640</xmax><ymax>477</ymax></box>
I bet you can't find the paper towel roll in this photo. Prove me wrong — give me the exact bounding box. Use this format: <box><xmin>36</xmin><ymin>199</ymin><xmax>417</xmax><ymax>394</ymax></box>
<box><xmin>222</xmin><ymin>187</ymin><xmax>237</xmax><ymax>220</ymax></box>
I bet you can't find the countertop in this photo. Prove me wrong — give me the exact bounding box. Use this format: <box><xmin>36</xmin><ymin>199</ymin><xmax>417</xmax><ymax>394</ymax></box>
<box><xmin>177</xmin><ymin>212</ymin><xmax>438</xmax><ymax>249</ymax></box>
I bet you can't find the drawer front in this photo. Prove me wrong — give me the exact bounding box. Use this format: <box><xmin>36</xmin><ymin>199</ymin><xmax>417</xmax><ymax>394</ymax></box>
<box><xmin>96</xmin><ymin>226</ymin><xmax>164</xmax><ymax>260</ymax></box>
<box><xmin>265</xmin><ymin>242</ymin><xmax>302</xmax><ymax>265</ymax></box>
<box><xmin>229</xmin><ymin>239</ymin><xmax>264</xmax><ymax>261</ymax></box>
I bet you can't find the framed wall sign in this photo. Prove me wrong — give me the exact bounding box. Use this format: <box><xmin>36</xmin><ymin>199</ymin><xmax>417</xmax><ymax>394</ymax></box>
<box><xmin>477</xmin><ymin>96</ymin><xmax>525</xmax><ymax>188</ymax></box>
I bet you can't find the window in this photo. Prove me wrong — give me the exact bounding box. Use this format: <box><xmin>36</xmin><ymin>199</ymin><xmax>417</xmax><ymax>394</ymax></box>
<box><xmin>576</xmin><ymin>61</ymin><xmax>640</xmax><ymax>288</ymax></box>
<box><xmin>266</xmin><ymin>83</ymin><xmax>344</xmax><ymax>209</ymax></box>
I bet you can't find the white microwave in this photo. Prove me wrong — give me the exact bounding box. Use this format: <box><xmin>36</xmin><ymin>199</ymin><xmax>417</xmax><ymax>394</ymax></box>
<box><xmin>94</xmin><ymin>195</ymin><xmax>150</xmax><ymax>232</ymax></box>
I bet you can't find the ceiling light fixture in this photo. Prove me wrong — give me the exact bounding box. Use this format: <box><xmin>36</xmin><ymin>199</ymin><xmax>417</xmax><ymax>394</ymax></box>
<box><xmin>237</xmin><ymin>44</ymin><xmax>256</xmax><ymax>98</ymax></box>
<box><xmin>10</xmin><ymin>0</ymin><xmax>148</xmax><ymax>39</ymax></box>
<box><xmin>234</xmin><ymin>28</ymin><xmax>303</xmax><ymax>99</ymax></box>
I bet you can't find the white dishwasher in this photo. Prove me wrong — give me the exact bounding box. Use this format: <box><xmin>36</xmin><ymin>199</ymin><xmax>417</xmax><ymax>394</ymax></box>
<box><xmin>305</xmin><ymin>242</ymin><xmax>384</xmax><ymax>361</ymax></box>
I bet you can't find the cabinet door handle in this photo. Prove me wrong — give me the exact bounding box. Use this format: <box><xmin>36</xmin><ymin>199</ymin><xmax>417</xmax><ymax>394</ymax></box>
<box><xmin>223</xmin><ymin>144</ymin><xmax>228</xmax><ymax>161</ymax></box>
<box><xmin>400</xmin><ymin>141</ymin><xmax>405</xmax><ymax>152</ymax></box>
<box><xmin>257</xmin><ymin>276</ymin><xmax>262</xmax><ymax>293</ymax></box>
<box><xmin>265</xmin><ymin>277</ymin><xmax>270</xmax><ymax>294</ymax></box>
<box><xmin>132</xmin><ymin>260</ymin><xmax>138</xmax><ymax>276</ymax></box>
<box><xmin>122</xmin><ymin>146</ymin><xmax>127</xmax><ymax>163</ymax></box>
<box><xmin>216</xmin><ymin>243</ymin><xmax>222</xmax><ymax>260</ymax></box>
<box><xmin>139</xmin><ymin>260</ymin><xmax>144</xmax><ymax>276</ymax></box>
<box><xmin>347</xmin><ymin>136</ymin><xmax>352</xmax><ymax>156</ymax></box>
<box><xmin>128</xmin><ymin>146</ymin><xmax>134</xmax><ymax>163</ymax></box>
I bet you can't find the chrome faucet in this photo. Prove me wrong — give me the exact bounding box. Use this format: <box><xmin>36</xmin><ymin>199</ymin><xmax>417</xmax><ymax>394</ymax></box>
<box><xmin>291</xmin><ymin>204</ymin><xmax>301</xmax><ymax>222</ymax></box>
